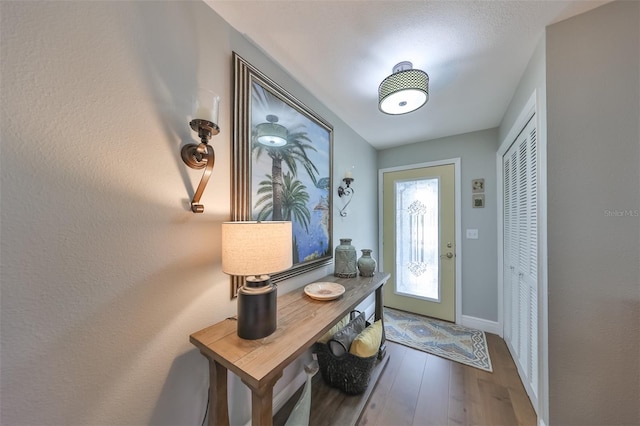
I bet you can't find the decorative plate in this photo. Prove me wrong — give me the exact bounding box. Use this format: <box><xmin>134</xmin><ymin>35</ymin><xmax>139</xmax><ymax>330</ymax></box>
<box><xmin>304</xmin><ymin>282</ymin><xmax>345</xmax><ymax>301</ymax></box>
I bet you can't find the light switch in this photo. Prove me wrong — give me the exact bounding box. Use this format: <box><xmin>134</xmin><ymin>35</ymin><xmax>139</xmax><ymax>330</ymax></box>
<box><xmin>466</xmin><ymin>229</ymin><xmax>479</xmax><ymax>239</ymax></box>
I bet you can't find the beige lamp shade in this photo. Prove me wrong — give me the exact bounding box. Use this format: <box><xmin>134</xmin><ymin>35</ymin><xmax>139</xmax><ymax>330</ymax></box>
<box><xmin>221</xmin><ymin>221</ymin><xmax>293</xmax><ymax>276</ymax></box>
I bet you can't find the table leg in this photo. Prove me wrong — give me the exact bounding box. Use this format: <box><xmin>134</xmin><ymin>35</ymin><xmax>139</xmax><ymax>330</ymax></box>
<box><xmin>375</xmin><ymin>282</ymin><xmax>387</xmax><ymax>359</ymax></box>
<box><xmin>244</xmin><ymin>372</ymin><xmax>282</xmax><ymax>426</ymax></box>
<box><xmin>208</xmin><ymin>359</ymin><xmax>230</xmax><ymax>426</ymax></box>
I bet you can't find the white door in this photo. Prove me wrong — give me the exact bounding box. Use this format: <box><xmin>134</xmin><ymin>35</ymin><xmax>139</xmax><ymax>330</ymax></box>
<box><xmin>381</xmin><ymin>163</ymin><xmax>456</xmax><ymax>322</ymax></box>
<box><xmin>503</xmin><ymin>114</ymin><xmax>539</xmax><ymax>405</ymax></box>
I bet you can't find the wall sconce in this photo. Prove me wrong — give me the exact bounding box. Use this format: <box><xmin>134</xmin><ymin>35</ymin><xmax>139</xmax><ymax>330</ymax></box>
<box><xmin>337</xmin><ymin>170</ymin><xmax>354</xmax><ymax>217</ymax></box>
<box><xmin>221</xmin><ymin>221</ymin><xmax>293</xmax><ymax>340</ymax></box>
<box><xmin>181</xmin><ymin>89</ymin><xmax>220</xmax><ymax>213</ymax></box>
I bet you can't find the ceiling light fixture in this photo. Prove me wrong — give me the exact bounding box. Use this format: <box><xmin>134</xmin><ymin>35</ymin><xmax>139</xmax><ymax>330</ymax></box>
<box><xmin>378</xmin><ymin>61</ymin><xmax>429</xmax><ymax>115</ymax></box>
<box><xmin>255</xmin><ymin>114</ymin><xmax>288</xmax><ymax>147</ymax></box>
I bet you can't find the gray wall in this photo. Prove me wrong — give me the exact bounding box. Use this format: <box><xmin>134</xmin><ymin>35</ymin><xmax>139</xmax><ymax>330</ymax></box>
<box><xmin>500</xmin><ymin>37</ymin><xmax>547</xmax><ymax>143</ymax></box>
<box><xmin>378</xmin><ymin>128</ymin><xmax>500</xmax><ymax>321</ymax></box>
<box><xmin>547</xmin><ymin>1</ymin><xmax>640</xmax><ymax>424</ymax></box>
<box><xmin>0</xmin><ymin>2</ymin><xmax>378</xmax><ymax>425</ymax></box>
<box><xmin>499</xmin><ymin>35</ymin><xmax>549</xmax><ymax>424</ymax></box>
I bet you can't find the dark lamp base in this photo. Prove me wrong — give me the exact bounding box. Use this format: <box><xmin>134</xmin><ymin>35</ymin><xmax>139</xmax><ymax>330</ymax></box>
<box><xmin>237</xmin><ymin>282</ymin><xmax>277</xmax><ymax>340</ymax></box>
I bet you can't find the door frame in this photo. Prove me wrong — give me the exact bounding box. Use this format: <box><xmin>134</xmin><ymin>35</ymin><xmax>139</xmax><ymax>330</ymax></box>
<box><xmin>378</xmin><ymin>158</ymin><xmax>462</xmax><ymax>324</ymax></box>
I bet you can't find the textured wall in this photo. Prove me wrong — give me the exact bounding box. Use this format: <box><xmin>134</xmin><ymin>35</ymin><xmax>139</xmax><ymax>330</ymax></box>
<box><xmin>547</xmin><ymin>1</ymin><xmax>640</xmax><ymax>424</ymax></box>
<box><xmin>0</xmin><ymin>2</ymin><xmax>378</xmax><ymax>425</ymax></box>
<box><xmin>377</xmin><ymin>128</ymin><xmax>500</xmax><ymax>322</ymax></box>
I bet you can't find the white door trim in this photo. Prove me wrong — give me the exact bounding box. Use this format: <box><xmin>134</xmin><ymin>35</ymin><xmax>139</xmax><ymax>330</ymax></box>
<box><xmin>378</xmin><ymin>158</ymin><xmax>462</xmax><ymax>325</ymax></box>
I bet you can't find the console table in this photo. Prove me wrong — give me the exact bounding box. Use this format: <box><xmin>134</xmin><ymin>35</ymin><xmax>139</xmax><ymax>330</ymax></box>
<box><xmin>190</xmin><ymin>271</ymin><xmax>390</xmax><ymax>426</ymax></box>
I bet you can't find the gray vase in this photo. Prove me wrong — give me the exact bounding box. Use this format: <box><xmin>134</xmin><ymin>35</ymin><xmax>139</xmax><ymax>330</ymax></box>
<box><xmin>334</xmin><ymin>238</ymin><xmax>357</xmax><ymax>278</ymax></box>
<box><xmin>357</xmin><ymin>249</ymin><xmax>377</xmax><ymax>277</ymax></box>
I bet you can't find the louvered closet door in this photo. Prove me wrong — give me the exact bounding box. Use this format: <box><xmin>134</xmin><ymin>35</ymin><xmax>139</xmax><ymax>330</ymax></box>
<box><xmin>504</xmin><ymin>149</ymin><xmax>520</xmax><ymax>347</ymax></box>
<box><xmin>503</xmin><ymin>114</ymin><xmax>538</xmax><ymax>404</ymax></box>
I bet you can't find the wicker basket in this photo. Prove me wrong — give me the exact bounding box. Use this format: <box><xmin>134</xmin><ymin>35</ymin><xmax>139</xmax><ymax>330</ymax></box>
<box><xmin>314</xmin><ymin>338</ymin><xmax>378</xmax><ymax>395</ymax></box>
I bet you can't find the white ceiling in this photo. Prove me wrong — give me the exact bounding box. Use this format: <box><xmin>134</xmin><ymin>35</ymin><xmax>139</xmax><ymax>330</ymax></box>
<box><xmin>207</xmin><ymin>0</ymin><xmax>609</xmax><ymax>149</ymax></box>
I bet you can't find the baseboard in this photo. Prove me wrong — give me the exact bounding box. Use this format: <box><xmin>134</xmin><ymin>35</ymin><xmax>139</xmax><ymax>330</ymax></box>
<box><xmin>461</xmin><ymin>315</ymin><xmax>502</xmax><ymax>336</ymax></box>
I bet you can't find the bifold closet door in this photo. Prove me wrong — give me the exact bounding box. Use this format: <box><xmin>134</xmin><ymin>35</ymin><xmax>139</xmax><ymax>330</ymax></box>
<box><xmin>503</xmin><ymin>115</ymin><xmax>538</xmax><ymax>404</ymax></box>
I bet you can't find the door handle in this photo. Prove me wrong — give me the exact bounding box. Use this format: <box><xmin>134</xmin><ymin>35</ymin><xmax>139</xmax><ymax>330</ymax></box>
<box><xmin>440</xmin><ymin>252</ymin><xmax>454</xmax><ymax>259</ymax></box>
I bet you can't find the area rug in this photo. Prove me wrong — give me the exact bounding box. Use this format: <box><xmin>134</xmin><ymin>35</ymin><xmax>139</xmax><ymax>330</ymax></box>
<box><xmin>384</xmin><ymin>307</ymin><xmax>493</xmax><ymax>372</ymax></box>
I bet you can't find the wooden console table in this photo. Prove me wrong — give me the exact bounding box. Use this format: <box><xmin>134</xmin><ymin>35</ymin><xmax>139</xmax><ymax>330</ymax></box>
<box><xmin>190</xmin><ymin>271</ymin><xmax>390</xmax><ymax>426</ymax></box>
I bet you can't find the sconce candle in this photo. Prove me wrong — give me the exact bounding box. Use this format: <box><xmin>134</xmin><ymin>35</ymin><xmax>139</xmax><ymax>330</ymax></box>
<box><xmin>195</xmin><ymin>88</ymin><xmax>220</xmax><ymax>124</ymax></box>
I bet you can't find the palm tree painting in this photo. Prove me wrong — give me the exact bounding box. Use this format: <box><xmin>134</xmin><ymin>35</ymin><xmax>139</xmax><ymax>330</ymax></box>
<box><xmin>250</xmin><ymin>80</ymin><xmax>332</xmax><ymax>268</ymax></box>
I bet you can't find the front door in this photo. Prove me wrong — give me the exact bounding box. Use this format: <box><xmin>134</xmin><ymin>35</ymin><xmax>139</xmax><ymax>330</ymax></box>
<box><xmin>382</xmin><ymin>163</ymin><xmax>456</xmax><ymax>322</ymax></box>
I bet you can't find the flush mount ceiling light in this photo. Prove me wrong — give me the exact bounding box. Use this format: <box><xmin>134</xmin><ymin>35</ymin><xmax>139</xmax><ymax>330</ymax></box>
<box><xmin>255</xmin><ymin>114</ymin><xmax>288</xmax><ymax>147</ymax></box>
<box><xmin>378</xmin><ymin>61</ymin><xmax>429</xmax><ymax>115</ymax></box>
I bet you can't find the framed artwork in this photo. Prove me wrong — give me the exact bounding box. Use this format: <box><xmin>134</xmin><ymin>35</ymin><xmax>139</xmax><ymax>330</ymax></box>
<box><xmin>472</xmin><ymin>194</ymin><xmax>485</xmax><ymax>208</ymax></box>
<box><xmin>231</xmin><ymin>53</ymin><xmax>333</xmax><ymax>297</ymax></box>
<box><xmin>472</xmin><ymin>178</ymin><xmax>485</xmax><ymax>193</ymax></box>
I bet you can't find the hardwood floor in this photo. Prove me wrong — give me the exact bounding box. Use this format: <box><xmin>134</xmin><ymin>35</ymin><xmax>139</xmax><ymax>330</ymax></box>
<box><xmin>275</xmin><ymin>333</ymin><xmax>537</xmax><ymax>426</ymax></box>
<box><xmin>357</xmin><ymin>333</ymin><xmax>537</xmax><ymax>426</ymax></box>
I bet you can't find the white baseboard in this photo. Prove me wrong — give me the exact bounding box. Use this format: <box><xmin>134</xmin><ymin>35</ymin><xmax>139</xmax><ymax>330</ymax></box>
<box><xmin>461</xmin><ymin>315</ymin><xmax>502</xmax><ymax>336</ymax></box>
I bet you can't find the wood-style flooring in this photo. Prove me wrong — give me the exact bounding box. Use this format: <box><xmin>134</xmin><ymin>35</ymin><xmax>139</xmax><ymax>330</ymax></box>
<box><xmin>357</xmin><ymin>333</ymin><xmax>537</xmax><ymax>426</ymax></box>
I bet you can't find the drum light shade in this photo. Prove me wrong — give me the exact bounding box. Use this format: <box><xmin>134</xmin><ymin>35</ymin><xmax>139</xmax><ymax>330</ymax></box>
<box><xmin>378</xmin><ymin>61</ymin><xmax>429</xmax><ymax>115</ymax></box>
<box><xmin>255</xmin><ymin>114</ymin><xmax>288</xmax><ymax>147</ymax></box>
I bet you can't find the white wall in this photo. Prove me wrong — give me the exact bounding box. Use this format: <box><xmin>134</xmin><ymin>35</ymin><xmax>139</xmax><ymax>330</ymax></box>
<box><xmin>377</xmin><ymin>128</ymin><xmax>500</xmax><ymax>322</ymax></box>
<box><xmin>0</xmin><ymin>2</ymin><xmax>378</xmax><ymax>425</ymax></box>
<box><xmin>546</xmin><ymin>1</ymin><xmax>640</xmax><ymax>424</ymax></box>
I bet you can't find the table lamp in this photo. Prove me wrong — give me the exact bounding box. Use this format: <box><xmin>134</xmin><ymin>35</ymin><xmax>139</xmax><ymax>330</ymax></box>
<box><xmin>221</xmin><ymin>221</ymin><xmax>293</xmax><ymax>339</ymax></box>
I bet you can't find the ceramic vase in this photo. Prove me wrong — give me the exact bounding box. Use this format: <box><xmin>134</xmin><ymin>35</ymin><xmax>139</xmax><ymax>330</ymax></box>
<box><xmin>334</xmin><ymin>238</ymin><xmax>357</xmax><ymax>278</ymax></box>
<box><xmin>357</xmin><ymin>249</ymin><xmax>377</xmax><ymax>277</ymax></box>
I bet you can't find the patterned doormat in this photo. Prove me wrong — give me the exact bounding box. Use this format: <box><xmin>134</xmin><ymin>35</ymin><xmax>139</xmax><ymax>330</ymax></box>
<box><xmin>384</xmin><ymin>307</ymin><xmax>493</xmax><ymax>372</ymax></box>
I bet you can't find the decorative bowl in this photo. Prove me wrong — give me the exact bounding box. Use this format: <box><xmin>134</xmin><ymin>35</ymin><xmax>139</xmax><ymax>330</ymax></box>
<box><xmin>304</xmin><ymin>282</ymin><xmax>345</xmax><ymax>301</ymax></box>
